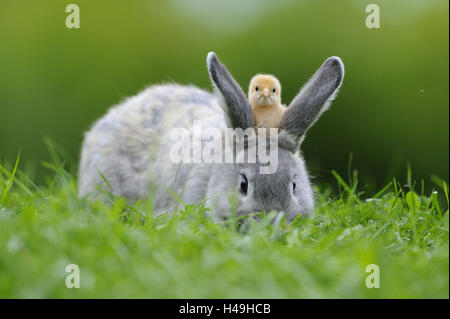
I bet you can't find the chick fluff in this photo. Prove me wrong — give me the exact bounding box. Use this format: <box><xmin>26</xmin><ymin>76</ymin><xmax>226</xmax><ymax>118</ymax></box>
<box><xmin>248</xmin><ymin>74</ymin><xmax>285</xmax><ymax>130</ymax></box>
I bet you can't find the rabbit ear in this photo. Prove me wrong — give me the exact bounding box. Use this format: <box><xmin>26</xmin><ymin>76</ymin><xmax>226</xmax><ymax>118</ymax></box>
<box><xmin>281</xmin><ymin>56</ymin><xmax>344</xmax><ymax>144</ymax></box>
<box><xmin>207</xmin><ymin>52</ymin><xmax>255</xmax><ymax>129</ymax></box>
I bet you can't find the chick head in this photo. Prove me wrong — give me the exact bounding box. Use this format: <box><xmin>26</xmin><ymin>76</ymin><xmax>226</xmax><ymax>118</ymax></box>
<box><xmin>248</xmin><ymin>74</ymin><xmax>281</xmax><ymax>106</ymax></box>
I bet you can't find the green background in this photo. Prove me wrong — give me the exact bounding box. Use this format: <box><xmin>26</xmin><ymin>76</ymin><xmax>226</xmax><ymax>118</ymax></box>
<box><xmin>0</xmin><ymin>0</ymin><xmax>448</xmax><ymax>188</ymax></box>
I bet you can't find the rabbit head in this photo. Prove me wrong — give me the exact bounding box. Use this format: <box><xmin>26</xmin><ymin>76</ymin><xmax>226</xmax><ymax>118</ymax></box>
<box><xmin>205</xmin><ymin>52</ymin><xmax>344</xmax><ymax>221</ymax></box>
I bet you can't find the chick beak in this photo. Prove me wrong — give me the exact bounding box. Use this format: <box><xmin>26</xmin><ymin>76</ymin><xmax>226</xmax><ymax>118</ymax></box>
<box><xmin>262</xmin><ymin>88</ymin><xmax>270</xmax><ymax>97</ymax></box>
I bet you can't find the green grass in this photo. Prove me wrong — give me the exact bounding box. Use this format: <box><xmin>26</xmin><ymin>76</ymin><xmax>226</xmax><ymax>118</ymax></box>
<box><xmin>0</xmin><ymin>153</ymin><xmax>448</xmax><ymax>298</ymax></box>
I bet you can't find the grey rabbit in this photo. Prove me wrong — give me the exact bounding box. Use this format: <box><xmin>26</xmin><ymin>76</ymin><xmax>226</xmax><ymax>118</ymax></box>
<box><xmin>78</xmin><ymin>52</ymin><xmax>344</xmax><ymax>221</ymax></box>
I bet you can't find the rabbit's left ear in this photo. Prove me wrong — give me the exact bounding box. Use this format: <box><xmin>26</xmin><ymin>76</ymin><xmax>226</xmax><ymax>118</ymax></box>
<box><xmin>280</xmin><ymin>56</ymin><xmax>344</xmax><ymax>146</ymax></box>
<box><xmin>207</xmin><ymin>52</ymin><xmax>255</xmax><ymax>130</ymax></box>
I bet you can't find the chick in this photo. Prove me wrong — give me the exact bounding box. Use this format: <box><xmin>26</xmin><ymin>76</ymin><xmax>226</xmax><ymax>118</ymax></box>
<box><xmin>248</xmin><ymin>74</ymin><xmax>285</xmax><ymax>130</ymax></box>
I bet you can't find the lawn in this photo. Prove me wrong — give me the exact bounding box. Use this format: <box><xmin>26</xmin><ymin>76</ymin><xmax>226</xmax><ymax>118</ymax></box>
<box><xmin>0</xmin><ymin>151</ymin><xmax>448</xmax><ymax>298</ymax></box>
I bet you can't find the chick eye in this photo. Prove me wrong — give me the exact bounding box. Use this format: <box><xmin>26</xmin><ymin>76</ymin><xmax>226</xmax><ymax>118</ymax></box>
<box><xmin>293</xmin><ymin>181</ymin><xmax>296</xmax><ymax>193</ymax></box>
<box><xmin>272</xmin><ymin>88</ymin><xmax>276</xmax><ymax>93</ymax></box>
<box><xmin>240</xmin><ymin>175</ymin><xmax>248</xmax><ymax>195</ymax></box>
<box><xmin>255</xmin><ymin>86</ymin><xmax>259</xmax><ymax>92</ymax></box>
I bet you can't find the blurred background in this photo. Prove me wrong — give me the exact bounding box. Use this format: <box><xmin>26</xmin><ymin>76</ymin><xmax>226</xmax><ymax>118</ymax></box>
<box><xmin>0</xmin><ymin>0</ymin><xmax>448</xmax><ymax>192</ymax></box>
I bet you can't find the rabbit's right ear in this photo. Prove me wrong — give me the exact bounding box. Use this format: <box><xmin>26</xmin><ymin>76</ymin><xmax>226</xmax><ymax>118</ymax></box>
<box><xmin>280</xmin><ymin>56</ymin><xmax>344</xmax><ymax>146</ymax></box>
<box><xmin>207</xmin><ymin>52</ymin><xmax>255</xmax><ymax>130</ymax></box>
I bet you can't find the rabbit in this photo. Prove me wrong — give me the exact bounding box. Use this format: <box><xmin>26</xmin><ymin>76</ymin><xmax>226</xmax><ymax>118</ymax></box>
<box><xmin>78</xmin><ymin>52</ymin><xmax>344</xmax><ymax>221</ymax></box>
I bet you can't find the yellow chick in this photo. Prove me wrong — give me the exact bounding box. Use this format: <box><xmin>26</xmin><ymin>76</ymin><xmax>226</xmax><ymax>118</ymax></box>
<box><xmin>248</xmin><ymin>74</ymin><xmax>285</xmax><ymax>130</ymax></box>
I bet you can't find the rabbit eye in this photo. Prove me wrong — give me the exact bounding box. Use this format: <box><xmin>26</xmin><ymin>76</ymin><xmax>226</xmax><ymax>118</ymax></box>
<box><xmin>240</xmin><ymin>175</ymin><xmax>248</xmax><ymax>195</ymax></box>
<box><xmin>255</xmin><ymin>86</ymin><xmax>259</xmax><ymax>92</ymax></box>
<box><xmin>293</xmin><ymin>181</ymin><xmax>296</xmax><ymax>193</ymax></box>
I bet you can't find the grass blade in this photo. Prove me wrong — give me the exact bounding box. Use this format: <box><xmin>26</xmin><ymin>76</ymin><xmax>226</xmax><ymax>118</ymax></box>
<box><xmin>0</xmin><ymin>151</ymin><xmax>21</xmax><ymax>205</ymax></box>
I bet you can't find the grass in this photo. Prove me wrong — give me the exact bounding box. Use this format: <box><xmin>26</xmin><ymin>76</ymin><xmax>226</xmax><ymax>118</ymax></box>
<box><xmin>0</xmin><ymin>151</ymin><xmax>448</xmax><ymax>298</ymax></box>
